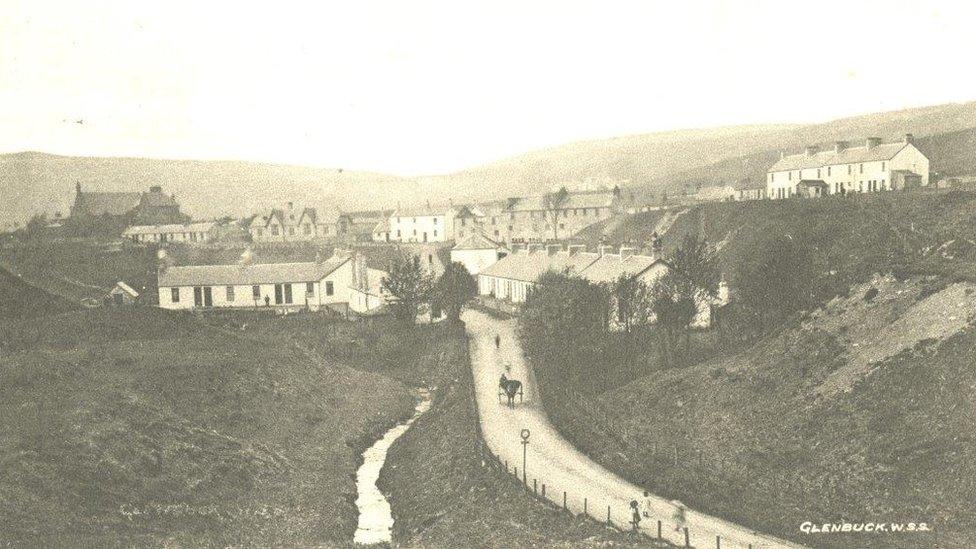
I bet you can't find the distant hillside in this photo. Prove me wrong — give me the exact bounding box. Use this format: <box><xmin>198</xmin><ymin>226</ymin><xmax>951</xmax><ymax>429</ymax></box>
<box><xmin>0</xmin><ymin>152</ymin><xmax>423</xmax><ymax>230</ymax></box>
<box><xmin>6</xmin><ymin>100</ymin><xmax>976</xmax><ymax>229</ymax></box>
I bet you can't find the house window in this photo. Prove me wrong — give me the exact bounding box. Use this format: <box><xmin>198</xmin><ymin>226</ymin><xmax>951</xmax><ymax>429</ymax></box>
<box><xmin>252</xmin><ymin>285</ymin><xmax>260</xmax><ymax>299</ymax></box>
<box><xmin>326</xmin><ymin>281</ymin><xmax>334</xmax><ymax>296</ymax></box>
<box><xmin>493</xmin><ymin>229</ymin><xmax>499</xmax><ymax>237</ymax></box>
<box><xmin>433</xmin><ymin>217</ymin><xmax>438</xmax><ymax>225</ymax></box>
<box><xmin>428</xmin><ymin>254</ymin><xmax>434</xmax><ymax>265</ymax></box>
<box><xmin>827</xmin><ymin>166</ymin><xmax>831</xmax><ymax>176</ymax></box>
<box><xmin>289</xmin><ymin>227</ymin><xmax>296</xmax><ymax>236</ymax></box>
<box><xmin>226</xmin><ymin>286</ymin><xmax>235</xmax><ymax>301</ymax></box>
<box><xmin>171</xmin><ymin>287</ymin><xmax>180</xmax><ymax>302</ymax></box>
<box><xmin>271</xmin><ymin>226</ymin><xmax>279</xmax><ymax>236</ymax></box>
<box><xmin>491</xmin><ymin>217</ymin><xmax>497</xmax><ymax>225</ymax></box>
<box><xmin>817</xmin><ymin>169</ymin><xmax>821</xmax><ymax>178</ymax></box>
<box><xmin>433</xmin><ymin>230</ymin><xmax>438</xmax><ymax>237</ymax></box>
<box><xmin>789</xmin><ymin>172</ymin><xmax>792</xmax><ymax>181</ymax></box>
<box><xmin>397</xmin><ymin>230</ymin><xmax>401</xmax><ymax>238</ymax></box>
<box><xmin>882</xmin><ymin>162</ymin><xmax>886</xmax><ymax>171</ymax></box>
<box><xmin>559</xmin><ymin>223</ymin><xmax>565</xmax><ymax>229</ymax></box>
<box><xmin>860</xmin><ymin>163</ymin><xmax>864</xmax><ymax>173</ymax></box>
<box><xmin>303</xmin><ymin>224</ymin><xmax>312</xmax><ymax>235</ymax></box>
<box><xmin>306</xmin><ymin>282</ymin><xmax>314</xmax><ymax>295</ymax></box>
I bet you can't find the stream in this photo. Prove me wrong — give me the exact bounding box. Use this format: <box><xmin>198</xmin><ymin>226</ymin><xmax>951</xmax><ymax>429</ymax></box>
<box><xmin>353</xmin><ymin>388</ymin><xmax>433</xmax><ymax>545</ymax></box>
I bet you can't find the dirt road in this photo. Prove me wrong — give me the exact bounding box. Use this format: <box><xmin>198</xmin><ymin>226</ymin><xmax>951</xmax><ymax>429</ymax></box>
<box><xmin>463</xmin><ymin>309</ymin><xmax>805</xmax><ymax>549</ymax></box>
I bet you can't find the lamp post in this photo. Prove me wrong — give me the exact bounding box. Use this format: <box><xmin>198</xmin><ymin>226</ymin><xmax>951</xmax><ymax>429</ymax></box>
<box><xmin>520</xmin><ymin>428</ymin><xmax>530</xmax><ymax>486</ymax></box>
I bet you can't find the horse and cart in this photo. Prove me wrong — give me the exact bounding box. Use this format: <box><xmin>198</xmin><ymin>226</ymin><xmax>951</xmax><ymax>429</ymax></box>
<box><xmin>498</xmin><ymin>368</ymin><xmax>524</xmax><ymax>408</ymax></box>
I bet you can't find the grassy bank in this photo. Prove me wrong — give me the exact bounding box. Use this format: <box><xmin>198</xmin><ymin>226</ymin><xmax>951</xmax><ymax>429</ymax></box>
<box><xmin>376</xmin><ymin>322</ymin><xmax>663</xmax><ymax>548</ymax></box>
<box><xmin>0</xmin><ymin>266</ymin><xmax>78</xmax><ymax>320</ymax></box>
<box><xmin>0</xmin><ymin>307</ymin><xmax>420</xmax><ymax>547</ymax></box>
<box><xmin>534</xmin><ymin>276</ymin><xmax>976</xmax><ymax>548</ymax></box>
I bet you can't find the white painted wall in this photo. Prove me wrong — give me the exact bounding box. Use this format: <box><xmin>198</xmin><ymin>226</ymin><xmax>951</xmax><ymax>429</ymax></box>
<box><xmin>451</xmin><ymin>248</ymin><xmax>504</xmax><ymax>275</ymax></box>
<box><xmin>390</xmin><ymin>213</ymin><xmax>453</xmax><ymax>243</ymax></box>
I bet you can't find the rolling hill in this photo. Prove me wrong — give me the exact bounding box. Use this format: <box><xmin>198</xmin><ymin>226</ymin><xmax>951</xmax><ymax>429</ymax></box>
<box><xmin>6</xmin><ymin>100</ymin><xmax>976</xmax><ymax>230</ymax></box>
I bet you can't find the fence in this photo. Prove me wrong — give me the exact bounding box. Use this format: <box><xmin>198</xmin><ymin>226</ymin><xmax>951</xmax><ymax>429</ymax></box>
<box><xmin>539</xmin><ymin>376</ymin><xmax>826</xmax><ymax>546</ymax></box>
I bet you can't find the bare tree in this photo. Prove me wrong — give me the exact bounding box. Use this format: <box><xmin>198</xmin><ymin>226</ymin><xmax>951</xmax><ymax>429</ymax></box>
<box><xmin>542</xmin><ymin>186</ymin><xmax>570</xmax><ymax>240</ymax></box>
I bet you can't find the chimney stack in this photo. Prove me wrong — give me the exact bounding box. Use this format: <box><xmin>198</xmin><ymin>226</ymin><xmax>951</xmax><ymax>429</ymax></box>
<box><xmin>833</xmin><ymin>140</ymin><xmax>848</xmax><ymax>153</ymax></box>
<box><xmin>598</xmin><ymin>244</ymin><xmax>613</xmax><ymax>257</ymax></box>
<box><xmin>779</xmin><ymin>151</ymin><xmax>786</xmax><ymax>160</ymax></box>
<box><xmin>619</xmin><ymin>246</ymin><xmax>636</xmax><ymax>260</ymax></box>
<box><xmin>865</xmin><ymin>137</ymin><xmax>882</xmax><ymax>150</ymax></box>
<box><xmin>804</xmin><ymin>145</ymin><xmax>819</xmax><ymax>157</ymax></box>
<box><xmin>567</xmin><ymin>244</ymin><xmax>586</xmax><ymax>256</ymax></box>
<box><xmin>904</xmin><ymin>133</ymin><xmax>915</xmax><ymax>145</ymax></box>
<box><xmin>546</xmin><ymin>244</ymin><xmax>562</xmax><ymax>256</ymax></box>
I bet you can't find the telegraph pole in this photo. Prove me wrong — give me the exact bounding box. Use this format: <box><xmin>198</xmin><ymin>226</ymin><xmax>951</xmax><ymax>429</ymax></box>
<box><xmin>520</xmin><ymin>428</ymin><xmax>530</xmax><ymax>486</ymax></box>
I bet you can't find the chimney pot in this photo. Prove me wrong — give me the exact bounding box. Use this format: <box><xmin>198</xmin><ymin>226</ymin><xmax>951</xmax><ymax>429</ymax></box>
<box><xmin>804</xmin><ymin>145</ymin><xmax>819</xmax><ymax>157</ymax></box>
<box><xmin>546</xmin><ymin>244</ymin><xmax>562</xmax><ymax>256</ymax></box>
<box><xmin>619</xmin><ymin>246</ymin><xmax>636</xmax><ymax>260</ymax></box>
<box><xmin>904</xmin><ymin>133</ymin><xmax>914</xmax><ymax>145</ymax></box>
<box><xmin>598</xmin><ymin>244</ymin><xmax>613</xmax><ymax>257</ymax></box>
<box><xmin>865</xmin><ymin>137</ymin><xmax>882</xmax><ymax>150</ymax></box>
<box><xmin>833</xmin><ymin>140</ymin><xmax>848</xmax><ymax>153</ymax></box>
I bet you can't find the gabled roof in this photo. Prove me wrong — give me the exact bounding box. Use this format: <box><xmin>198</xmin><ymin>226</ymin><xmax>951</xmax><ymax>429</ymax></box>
<box><xmin>75</xmin><ymin>192</ymin><xmax>143</xmax><ymax>216</ymax></box>
<box><xmin>340</xmin><ymin>209</ymin><xmax>394</xmax><ymax>223</ymax></box>
<box><xmin>579</xmin><ymin>253</ymin><xmax>667</xmax><ymax>284</ymax></box>
<box><xmin>479</xmin><ymin>249</ymin><xmax>600</xmax><ymax>282</ymax></box>
<box><xmin>111</xmin><ymin>281</ymin><xmax>140</xmax><ymax>297</ymax></box>
<box><xmin>769</xmin><ymin>141</ymin><xmax>908</xmax><ymax>172</ymax></box>
<box><xmin>373</xmin><ymin>219</ymin><xmax>390</xmax><ymax>233</ymax></box>
<box><xmin>392</xmin><ymin>204</ymin><xmax>454</xmax><ymax>217</ymax></box>
<box><xmin>452</xmin><ymin>231</ymin><xmax>507</xmax><ymax>251</ymax></box>
<box><xmin>158</xmin><ymin>255</ymin><xmax>350</xmax><ymax>287</ymax></box>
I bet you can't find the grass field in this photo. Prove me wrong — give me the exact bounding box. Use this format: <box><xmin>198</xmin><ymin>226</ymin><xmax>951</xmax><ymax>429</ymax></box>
<box><xmin>0</xmin><ymin>266</ymin><xmax>78</xmax><ymax>320</ymax></box>
<box><xmin>0</xmin><ymin>307</ymin><xmax>418</xmax><ymax>547</ymax></box>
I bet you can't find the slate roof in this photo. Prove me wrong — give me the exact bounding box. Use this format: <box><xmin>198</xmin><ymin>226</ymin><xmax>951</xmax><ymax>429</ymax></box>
<box><xmin>123</xmin><ymin>222</ymin><xmax>215</xmax><ymax>236</ymax></box>
<box><xmin>139</xmin><ymin>190</ymin><xmax>179</xmax><ymax>208</ymax></box>
<box><xmin>111</xmin><ymin>281</ymin><xmax>140</xmax><ymax>297</ymax></box>
<box><xmin>75</xmin><ymin>192</ymin><xmax>143</xmax><ymax>216</ymax></box>
<box><xmin>769</xmin><ymin>142</ymin><xmax>908</xmax><ymax>172</ymax></box>
<box><xmin>452</xmin><ymin>231</ymin><xmax>507</xmax><ymax>251</ymax></box>
<box><xmin>392</xmin><ymin>204</ymin><xmax>455</xmax><ymax>217</ymax></box>
<box><xmin>579</xmin><ymin>253</ymin><xmax>666</xmax><ymax>284</ymax></box>
<box><xmin>158</xmin><ymin>256</ymin><xmax>350</xmax><ymax>287</ymax></box>
<box><xmin>479</xmin><ymin>249</ymin><xmax>600</xmax><ymax>282</ymax></box>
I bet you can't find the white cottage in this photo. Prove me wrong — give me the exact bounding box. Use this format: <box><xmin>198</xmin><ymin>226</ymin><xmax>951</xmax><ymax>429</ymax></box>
<box><xmin>450</xmin><ymin>232</ymin><xmax>509</xmax><ymax>275</ymax></box>
<box><xmin>157</xmin><ymin>255</ymin><xmax>354</xmax><ymax>312</ymax></box>
<box><xmin>123</xmin><ymin>222</ymin><xmax>216</xmax><ymax>243</ymax></box>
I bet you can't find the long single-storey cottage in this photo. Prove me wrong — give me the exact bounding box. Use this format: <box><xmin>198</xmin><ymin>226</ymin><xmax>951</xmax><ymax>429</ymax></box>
<box><xmin>450</xmin><ymin>231</ymin><xmax>509</xmax><ymax>275</ymax></box>
<box><xmin>123</xmin><ymin>222</ymin><xmax>216</xmax><ymax>243</ymax></box>
<box><xmin>157</xmin><ymin>255</ymin><xmax>355</xmax><ymax>312</ymax></box>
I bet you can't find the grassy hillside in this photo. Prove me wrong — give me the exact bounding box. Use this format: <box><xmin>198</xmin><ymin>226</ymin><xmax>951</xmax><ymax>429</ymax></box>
<box><xmin>0</xmin><ymin>307</ymin><xmax>420</xmax><ymax>547</ymax></box>
<box><xmin>527</xmin><ymin>192</ymin><xmax>976</xmax><ymax>548</ymax></box>
<box><xmin>0</xmin><ymin>266</ymin><xmax>78</xmax><ymax>320</ymax></box>
<box><xmin>8</xmin><ymin>100</ymin><xmax>976</xmax><ymax>231</ymax></box>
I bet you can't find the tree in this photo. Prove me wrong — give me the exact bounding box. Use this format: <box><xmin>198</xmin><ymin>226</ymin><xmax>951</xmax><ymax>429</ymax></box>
<box><xmin>21</xmin><ymin>214</ymin><xmax>48</xmax><ymax>240</ymax></box>
<box><xmin>518</xmin><ymin>271</ymin><xmax>609</xmax><ymax>387</ymax></box>
<box><xmin>381</xmin><ymin>251</ymin><xmax>434</xmax><ymax>323</ymax></box>
<box><xmin>432</xmin><ymin>261</ymin><xmax>477</xmax><ymax>322</ymax></box>
<box><xmin>733</xmin><ymin>235</ymin><xmax>817</xmax><ymax>335</ymax></box>
<box><xmin>609</xmin><ymin>273</ymin><xmax>652</xmax><ymax>333</ymax></box>
<box><xmin>650</xmin><ymin>235</ymin><xmax>720</xmax><ymax>366</ymax></box>
<box><xmin>542</xmin><ymin>187</ymin><xmax>570</xmax><ymax>240</ymax></box>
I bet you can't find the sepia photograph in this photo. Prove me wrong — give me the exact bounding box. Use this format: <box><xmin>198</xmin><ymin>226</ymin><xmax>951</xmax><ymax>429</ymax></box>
<box><xmin>2</xmin><ymin>1</ymin><xmax>976</xmax><ymax>547</ymax></box>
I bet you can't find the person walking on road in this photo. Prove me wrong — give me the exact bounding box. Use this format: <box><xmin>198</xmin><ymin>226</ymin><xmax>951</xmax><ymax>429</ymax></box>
<box><xmin>671</xmin><ymin>500</ymin><xmax>687</xmax><ymax>532</ymax></box>
<box><xmin>494</xmin><ymin>333</ymin><xmax>501</xmax><ymax>349</ymax></box>
<box><xmin>641</xmin><ymin>490</ymin><xmax>653</xmax><ymax>518</ymax></box>
<box><xmin>629</xmin><ymin>500</ymin><xmax>641</xmax><ymax>533</ymax></box>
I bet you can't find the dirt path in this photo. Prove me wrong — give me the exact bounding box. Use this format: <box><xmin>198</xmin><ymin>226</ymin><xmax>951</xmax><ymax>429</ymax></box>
<box><xmin>463</xmin><ymin>309</ymin><xmax>805</xmax><ymax>549</ymax></box>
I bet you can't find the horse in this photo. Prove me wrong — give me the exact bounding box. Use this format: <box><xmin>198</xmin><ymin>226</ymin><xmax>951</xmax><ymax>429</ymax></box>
<box><xmin>499</xmin><ymin>373</ymin><xmax>522</xmax><ymax>408</ymax></box>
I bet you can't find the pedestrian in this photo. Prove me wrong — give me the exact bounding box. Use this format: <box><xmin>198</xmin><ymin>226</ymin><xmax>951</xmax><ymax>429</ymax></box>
<box><xmin>641</xmin><ymin>490</ymin><xmax>653</xmax><ymax>518</ymax></box>
<box><xmin>671</xmin><ymin>500</ymin><xmax>687</xmax><ymax>532</ymax></box>
<box><xmin>494</xmin><ymin>333</ymin><xmax>501</xmax><ymax>349</ymax></box>
<box><xmin>630</xmin><ymin>500</ymin><xmax>641</xmax><ymax>533</ymax></box>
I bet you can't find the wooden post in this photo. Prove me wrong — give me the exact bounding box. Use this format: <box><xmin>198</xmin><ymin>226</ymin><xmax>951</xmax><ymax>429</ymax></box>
<box><xmin>584</xmin><ymin>498</ymin><xmax>588</xmax><ymax>516</ymax></box>
<box><xmin>533</xmin><ymin>478</ymin><xmax>537</xmax><ymax>494</ymax></box>
<box><xmin>607</xmin><ymin>505</ymin><xmax>612</xmax><ymax>526</ymax></box>
<box><xmin>514</xmin><ymin>466</ymin><xmax>518</xmax><ymax>480</ymax></box>
<box><xmin>563</xmin><ymin>491</ymin><xmax>567</xmax><ymax>510</ymax></box>
<box><xmin>541</xmin><ymin>483</ymin><xmax>546</xmax><ymax>497</ymax></box>
<box><xmin>684</xmin><ymin>527</ymin><xmax>690</xmax><ymax>547</ymax></box>
<box><xmin>716</xmin><ymin>535</ymin><xmax>721</xmax><ymax>549</ymax></box>
<box><xmin>674</xmin><ymin>444</ymin><xmax>678</xmax><ymax>467</ymax></box>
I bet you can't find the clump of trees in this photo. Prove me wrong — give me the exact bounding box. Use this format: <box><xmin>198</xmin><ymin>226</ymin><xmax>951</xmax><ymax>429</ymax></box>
<box><xmin>731</xmin><ymin>235</ymin><xmax>817</xmax><ymax>336</ymax></box>
<box><xmin>381</xmin><ymin>254</ymin><xmax>477</xmax><ymax>325</ymax></box>
<box><xmin>432</xmin><ymin>261</ymin><xmax>477</xmax><ymax>323</ymax></box>
<box><xmin>381</xmin><ymin>251</ymin><xmax>434</xmax><ymax>323</ymax></box>
<box><xmin>519</xmin><ymin>235</ymin><xmax>721</xmax><ymax>392</ymax></box>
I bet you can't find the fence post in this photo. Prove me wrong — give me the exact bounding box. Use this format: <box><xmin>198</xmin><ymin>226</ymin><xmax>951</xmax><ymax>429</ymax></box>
<box><xmin>716</xmin><ymin>535</ymin><xmax>721</xmax><ymax>549</ymax></box>
<box><xmin>563</xmin><ymin>491</ymin><xmax>567</xmax><ymax>510</ymax></box>
<box><xmin>541</xmin><ymin>483</ymin><xmax>546</xmax><ymax>497</ymax></box>
<box><xmin>684</xmin><ymin>527</ymin><xmax>690</xmax><ymax>547</ymax></box>
<box><xmin>584</xmin><ymin>497</ymin><xmax>587</xmax><ymax>516</ymax></box>
<box><xmin>533</xmin><ymin>479</ymin><xmax>537</xmax><ymax>495</ymax></box>
<box><xmin>607</xmin><ymin>505</ymin><xmax>611</xmax><ymax>526</ymax></box>
<box><xmin>657</xmin><ymin>520</ymin><xmax>662</xmax><ymax>539</ymax></box>
<box><xmin>514</xmin><ymin>466</ymin><xmax>518</xmax><ymax>480</ymax></box>
<box><xmin>674</xmin><ymin>444</ymin><xmax>678</xmax><ymax>467</ymax></box>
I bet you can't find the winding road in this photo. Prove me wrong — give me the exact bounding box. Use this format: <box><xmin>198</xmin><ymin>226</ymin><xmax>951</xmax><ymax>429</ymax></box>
<box><xmin>463</xmin><ymin>309</ymin><xmax>805</xmax><ymax>549</ymax></box>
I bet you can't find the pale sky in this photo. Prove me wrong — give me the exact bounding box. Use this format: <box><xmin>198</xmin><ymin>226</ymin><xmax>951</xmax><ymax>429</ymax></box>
<box><xmin>2</xmin><ymin>0</ymin><xmax>975</xmax><ymax>175</ymax></box>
